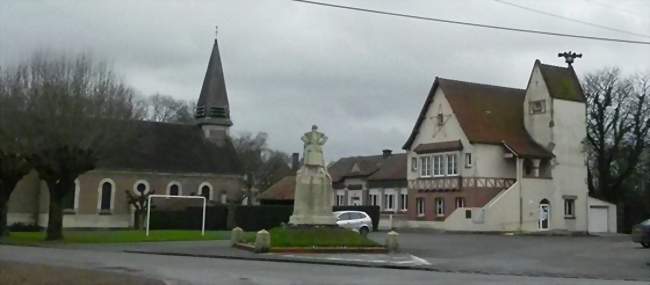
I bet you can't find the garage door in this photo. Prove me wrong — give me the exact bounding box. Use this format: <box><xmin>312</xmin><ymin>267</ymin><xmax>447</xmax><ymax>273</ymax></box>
<box><xmin>589</xmin><ymin>206</ymin><xmax>608</xmax><ymax>233</ymax></box>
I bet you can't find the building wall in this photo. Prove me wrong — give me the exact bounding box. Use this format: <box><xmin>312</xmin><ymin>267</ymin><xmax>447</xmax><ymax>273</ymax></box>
<box><xmin>8</xmin><ymin>169</ymin><xmax>242</xmax><ymax>228</ymax></box>
<box><xmin>549</xmin><ymin>99</ymin><xmax>589</xmax><ymax>232</ymax></box>
<box><xmin>473</xmin><ymin>144</ymin><xmax>516</xmax><ymax>178</ymax></box>
<box><xmin>523</xmin><ymin>65</ymin><xmax>554</xmax><ymax>149</ymax></box>
<box><xmin>406</xmin><ymin>88</ymin><xmax>473</xmax><ymax>181</ymax></box>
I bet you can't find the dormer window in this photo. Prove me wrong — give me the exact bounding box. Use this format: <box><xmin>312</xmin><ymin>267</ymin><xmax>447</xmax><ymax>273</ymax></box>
<box><xmin>529</xmin><ymin>100</ymin><xmax>546</xmax><ymax>114</ymax></box>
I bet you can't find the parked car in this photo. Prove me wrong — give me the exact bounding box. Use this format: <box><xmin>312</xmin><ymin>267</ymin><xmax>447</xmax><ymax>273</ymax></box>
<box><xmin>334</xmin><ymin>210</ymin><xmax>372</xmax><ymax>236</ymax></box>
<box><xmin>632</xmin><ymin>219</ymin><xmax>650</xmax><ymax>248</ymax></box>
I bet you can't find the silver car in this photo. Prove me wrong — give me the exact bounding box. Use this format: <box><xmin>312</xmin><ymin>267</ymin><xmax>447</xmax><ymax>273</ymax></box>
<box><xmin>334</xmin><ymin>210</ymin><xmax>372</xmax><ymax>235</ymax></box>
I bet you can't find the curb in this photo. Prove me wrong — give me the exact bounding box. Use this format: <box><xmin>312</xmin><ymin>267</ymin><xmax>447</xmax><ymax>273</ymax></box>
<box><xmin>233</xmin><ymin>242</ymin><xmax>388</xmax><ymax>254</ymax></box>
<box><xmin>122</xmin><ymin>249</ymin><xmax>646</xmax><ymax>282</ymax></box>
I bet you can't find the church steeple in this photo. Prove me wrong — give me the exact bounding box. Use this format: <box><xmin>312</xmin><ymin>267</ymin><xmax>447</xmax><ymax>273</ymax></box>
<box><xmin>195</xmin><ymin>32</ymin><xmax>232</xmax><ymax>127</ymax></box>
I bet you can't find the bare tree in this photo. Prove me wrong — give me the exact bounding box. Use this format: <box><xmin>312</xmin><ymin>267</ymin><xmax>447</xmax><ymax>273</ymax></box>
<box><xmin>232</xmin><ymin>132</ymin><xmax>290</xmax><ymax>194</ymax></box>
<box><xmin>142</xmin><ymin>93</ymin><xmax>195</xmax><ymax>124</ymax></box>
<box><xmin>584</xmin><ymin>68</ymin><xmax>650</xmax><ymax>203</ymax></box>
<box><xmin>6</xmin><ymin>52</ymin><xmax>141</xmax><ymax>240</ymax></box>
<box><xmin>125</xmin><ymin>189</ymin><xmax>155</xmax><ymax>230</ymax></box>
<box><xmin>0</xmin><ymin>66</ymin><xmax>33</xmax><ymax>238</ymax></box>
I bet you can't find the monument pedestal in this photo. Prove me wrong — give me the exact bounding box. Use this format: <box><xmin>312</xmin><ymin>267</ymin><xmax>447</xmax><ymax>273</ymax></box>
<box><xmin>289</xmin><ymin>164</ymin><xmax>336</xmax><ymax>226</ymax></box>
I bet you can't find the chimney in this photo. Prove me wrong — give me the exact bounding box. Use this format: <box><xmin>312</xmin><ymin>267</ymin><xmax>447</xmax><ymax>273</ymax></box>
<box><xmin>382</xmin><ymin>149</ymin><xmax>392</xmax><ymax>158</ymax></box>
<box><xmin>291</xmin><ymin>152</ymin><xmax>300</xmax><ymax>171</ymax></box>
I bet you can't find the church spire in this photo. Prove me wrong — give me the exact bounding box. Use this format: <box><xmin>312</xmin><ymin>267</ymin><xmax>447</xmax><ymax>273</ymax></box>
<box><xmin>195</xmin><ymin>30</ymin><xmax>232</xmax><ymax>127</ymax></box>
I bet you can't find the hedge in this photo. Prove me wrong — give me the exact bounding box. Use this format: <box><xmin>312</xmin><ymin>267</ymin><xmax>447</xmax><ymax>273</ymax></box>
<box><xmin>150</xmin><ymin>205</ymin><xmax>380</xmax><ymax>231</ymax></box>
<box><xmin>150</xmin><ymin>205</ymin><xmax>227</xmax><ymax>230</ymax></box>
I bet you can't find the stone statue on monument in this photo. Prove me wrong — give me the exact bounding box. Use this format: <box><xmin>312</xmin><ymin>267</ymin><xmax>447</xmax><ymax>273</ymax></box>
<box><xmin>289</xmin><ymin>125</ymin><xmax>337</xmax><ymax>226</ymax></box>
<box><xmin>302</xmin><ymin>125</ymin><xmax>327</xmax><ymax>167</ymax></box>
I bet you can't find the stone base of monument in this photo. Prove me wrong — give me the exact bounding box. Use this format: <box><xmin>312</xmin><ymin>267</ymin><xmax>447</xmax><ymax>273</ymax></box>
<box><xmin>232</xmin><ymin>227</ymin><xmax>388</xmax><ymax>254</ymax></box>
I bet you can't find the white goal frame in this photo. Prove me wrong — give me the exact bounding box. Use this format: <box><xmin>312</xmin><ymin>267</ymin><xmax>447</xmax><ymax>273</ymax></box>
<box><xmin>146</xmin><ymin>194</ymin><xmax>206</xmax><ymax>236</ymax></box>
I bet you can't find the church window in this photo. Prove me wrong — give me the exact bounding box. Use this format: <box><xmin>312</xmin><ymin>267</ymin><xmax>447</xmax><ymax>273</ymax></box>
<box><xmin>168</xmin><ymin>182</ymin><xmax>181</xmax><ymax>196</ymax></box>
<box><xmin>133</xmin><ymin>180</ymin><xmax>150</xmax><ymax>196</ymax></box>
<box><xmin>198</xmin><ymin>182</ymin><xmax>212</xmax><ymax>200</ymax></box>
<box><xmin>98</xmin><ymin>178</ymin><xmax>116</xmax><ymax>213</ymax></box>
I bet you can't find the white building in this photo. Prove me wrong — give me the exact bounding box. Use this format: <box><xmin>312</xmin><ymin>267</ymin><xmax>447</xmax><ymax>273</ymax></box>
<box><xmin>400</xmin><ymin>60</ymin><xmax>616</xmax><ymax>233</ymax></box>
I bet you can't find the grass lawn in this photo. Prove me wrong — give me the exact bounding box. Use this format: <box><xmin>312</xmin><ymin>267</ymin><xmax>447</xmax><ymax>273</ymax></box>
<box><xmin>1</xmin><ymin>230</ymin><xmax>242</xmax><ymax>246</ymax></box>
<box><xmin>242</xmin><ymin>227</ymin><xmax>380</xmax><ymax>248</ymax></box>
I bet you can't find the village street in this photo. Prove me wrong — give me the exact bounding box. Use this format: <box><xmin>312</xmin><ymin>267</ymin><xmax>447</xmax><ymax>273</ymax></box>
<box><xmin>1</xmin><ymin>231</ymin><xmax>647</xmax><ymax>284</ymax></box>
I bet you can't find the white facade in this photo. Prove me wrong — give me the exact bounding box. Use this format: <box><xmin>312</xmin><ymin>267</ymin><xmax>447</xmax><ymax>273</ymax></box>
<box><xmin>403</xmin><ymin>61</ymin><xmax>595</xmax><ymax>233</ymax></box>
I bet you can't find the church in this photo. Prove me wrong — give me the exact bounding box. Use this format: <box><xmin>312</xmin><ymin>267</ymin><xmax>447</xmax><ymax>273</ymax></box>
<box><xmin>6</xmin><ymin>36</ymin><xmax>243</xmax><ymax>228</ymax></box>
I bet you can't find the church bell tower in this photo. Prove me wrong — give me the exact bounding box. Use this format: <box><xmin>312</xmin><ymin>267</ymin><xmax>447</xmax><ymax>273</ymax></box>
<box><xmin>195</xmin><ymin>31</ymin><xmax>232</xmax><ymax>145</ymax></box>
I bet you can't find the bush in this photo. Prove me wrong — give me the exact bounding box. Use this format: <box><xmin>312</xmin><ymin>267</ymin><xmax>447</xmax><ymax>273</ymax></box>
<box><xmin>9</xmin><ymin>223</ymin><xmax>43</xmax><ymax>232</ymax></box>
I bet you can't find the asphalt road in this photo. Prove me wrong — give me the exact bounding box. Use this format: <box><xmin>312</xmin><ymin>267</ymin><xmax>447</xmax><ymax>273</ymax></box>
<box><xmin>0</xmin><ymin>245</ymin><xmax>646</xmax><ymax>285</ymax></box>
<box><xmin>368</xmin><ymin>231</ymin><xmax>650</xmax><ymax>281</ymax></box>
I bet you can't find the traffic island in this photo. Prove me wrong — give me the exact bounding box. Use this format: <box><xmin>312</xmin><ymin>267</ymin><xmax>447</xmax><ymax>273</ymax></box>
<box><xmin>232</xmin><ymin>227</ymin><xmax>388</xmax><ymax>253</ymax></box>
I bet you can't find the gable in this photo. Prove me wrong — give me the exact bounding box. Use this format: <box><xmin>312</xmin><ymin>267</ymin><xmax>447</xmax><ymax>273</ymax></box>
<box><xmin>403</xmin><ymin>77</ymin><xmax>553</xmax><ymax>158</ymax></box>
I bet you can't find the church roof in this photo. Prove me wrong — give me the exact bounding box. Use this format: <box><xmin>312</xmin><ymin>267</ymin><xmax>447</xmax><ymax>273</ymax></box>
<box><xmin>195</xmin><ymin>38</ymin><xmax>232</xmax><ymax>125</ymax></box>
<box><xmin>403</xmin><ymin>77</ymin><xmax>553</xmax><ymax>158</ymax></box>
<box><xmin>97</xmin><ymin>120</ymin><xmax>242</xmax><ymax>174</ymax></box>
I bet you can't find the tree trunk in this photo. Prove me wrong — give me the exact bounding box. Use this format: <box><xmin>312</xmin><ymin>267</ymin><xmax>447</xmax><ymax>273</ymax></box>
<box><xmin>226</xmin><ymin>203</ymin><xmax>237</xmax><ymax>230</ymax></box>
<box><xmin>133</xmin><ymin>210</ymin><xmax>145</xmax><ymax>230</ymax></box>
<box><xmin>0</xmin><ymin>195</ymin><xmax>9</xmax><ymax>239</ymax></box>
<box><xmin>46</xmin><ymin>187</ymin><xmax>64</xmax><ymax>241</ymax></box>
<box><xmin>0</xmin><ymin>181</ymin><xmax>19</xmax><ymax>239</ymax></box>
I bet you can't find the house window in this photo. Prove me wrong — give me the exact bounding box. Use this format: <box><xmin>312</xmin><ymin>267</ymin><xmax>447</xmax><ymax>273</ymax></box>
<box><xmin>168</xmin><ymin>182</ymin><xmax>181</xmax><ymax>196</ymax></box>
<box><xmin>369</xmin><ymin>193</ymin><xmax>379</xmax><ymax>206</ymax></box>
<box><xmin>447</xmin><ymin>154</ymin><xmax>457</xmax><ymax>175</ymax></box>
<box><xmin>336</xmin><ymin>193</ymin><xmax>345</xmax><ymax>206</ymax></box>
<box><xmin>384</xmin><ymin>193</ymin><xmax>395</xmax><ymax>211</ymax></box>
<box><xmin>411</xmin><ymin>157</ymin><xmax>418</xmax><ymax>172</ymax></box>
<box><xmin>455</xmin><ymin>197</ymin><xmax>465</xmax><ymax>208</ymax></box>
<box><xmin>98</xmin><ymin>178</ymin><xmax>116</xmax><ymax>213</ymax></box>
<box><xmin>433</xmin><ymin>155</ymin><xmax>441</xmax><ymax>176</ymax></box>
<box><xmin>416</xmin><ymin>198</ymin><xmax>425</xmax><ymax>217</ymax></box>
<box><xmin>529</xmin><ymin>100</ymin><xmax>546</xmax><ymax>114</ymax></box>
<box><xmin>420</xmin><ymin>156</ymin><xmax>431</xmax><ymax>177</ymax></box>
<box><xmin>400</xmin><ymin>193</ymin><xmax>408</xmax><ymax>211</ymax></box>
<box><xmin>465</xmin><ymin>153</ymin><xmax>472</xmax><ymax>168</ymax></box>
<box><xmin>435</xmin><ymin>198</ymin><xmax>445</xmax><ymax>217</ymax></box>
<box><xmin>564</xmin><ymin>199</ymin><xmax>575</xmax><ymax>218</ymax></box>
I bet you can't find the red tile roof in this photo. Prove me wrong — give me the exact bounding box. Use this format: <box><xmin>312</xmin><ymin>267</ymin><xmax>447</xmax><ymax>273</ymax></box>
<box><xmin>257</xmin><ymin>175</ymin><xmax>296</xmax><ymax>201</ymax></box>
<box><xmin>414</xmin><ymin>140</ymin><xmax>463</xmax><ymax>154</ymax></box>
<box><xmin>403</xmin><ymin>77</ymin><xmax>553</xmax><ymax>158</ymax></box>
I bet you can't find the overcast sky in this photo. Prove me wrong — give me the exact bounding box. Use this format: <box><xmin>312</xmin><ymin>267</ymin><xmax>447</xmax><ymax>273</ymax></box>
<box><xmin>1</xmin><ymin>0</ymin><xmax>649</xmax><ymax>162</ymax></box>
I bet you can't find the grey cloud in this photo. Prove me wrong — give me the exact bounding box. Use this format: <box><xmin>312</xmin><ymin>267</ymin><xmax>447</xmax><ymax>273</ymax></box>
<box><xmin>1</xmin><ymin>0</ymin><xmax>649</xmax><ymax>161</ymax></box>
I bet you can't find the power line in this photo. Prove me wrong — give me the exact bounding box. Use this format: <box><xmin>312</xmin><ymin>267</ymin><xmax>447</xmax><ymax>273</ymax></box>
<box><xmin>493</xmin><ymin>0</ymin><xmax>650</xmax><ymax>39</ymax></box>
<box><xmin>292</xmin><ymin>0</ymin><xmax>650</xmax><ymax>46</ymax></box>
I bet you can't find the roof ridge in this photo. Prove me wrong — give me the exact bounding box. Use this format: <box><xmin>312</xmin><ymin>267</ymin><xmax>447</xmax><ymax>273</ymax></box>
<box><xmin>438</xmin><ymin>77</ymin><xmax>526</xmax><ymax>93</ymax></box>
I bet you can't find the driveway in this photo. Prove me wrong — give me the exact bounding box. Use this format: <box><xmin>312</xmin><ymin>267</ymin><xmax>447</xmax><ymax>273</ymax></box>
<box><xmin>369</xmin><ymin>231</ymin><xmax>649</xmax><ymax>281</ymax></box>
